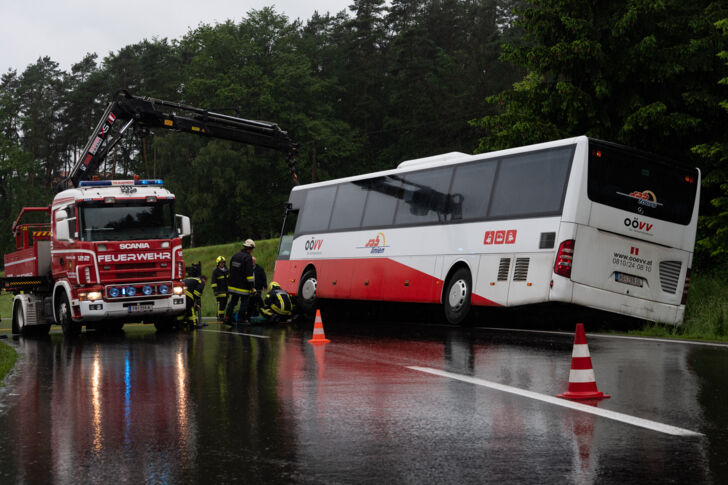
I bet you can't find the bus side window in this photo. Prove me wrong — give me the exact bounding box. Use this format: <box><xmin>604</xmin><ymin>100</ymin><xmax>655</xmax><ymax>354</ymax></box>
<box><xmin>489</xmin><ymin>147</ymin><xmax>573</xmax><ymax>218</ymax></box>
<box><xmin>394</xmin><ymin>167</ymin><xmax>454</xmax><ymax>225</ymax></box>
<box><xmin>298</xmin><ymin>186</ymin><xmax>337</xmax><ymax>233</ymax></box>
<box><xmin>361</xmin><ymin>176</ymin><xmax>402</xmax><ymax>228</ymax></box>
<box><xmin>329</xmin><ymin>182</ymin><xmax>368</xmax><ymax>231</ymax></box>
<box><xmin>450</xmin><ymin>159</ymin><xmax>497</xmax><ymax>220</ymax></box>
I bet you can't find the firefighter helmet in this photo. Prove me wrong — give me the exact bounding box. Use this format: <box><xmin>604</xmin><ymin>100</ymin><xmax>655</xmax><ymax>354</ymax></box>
<box><xmin>269</xmin><ymin>281</ymin><xmax>281</xmax><ymax>291</ymax></box>
<box><xmin>243</xmin><ymin>239</ymin><xmax>256</xmax><ymax>248</ymax></box>
<box><xmin>216</xmin><ymin>256</ymin><xmax>226</xmax><ymax>265</ymax></box>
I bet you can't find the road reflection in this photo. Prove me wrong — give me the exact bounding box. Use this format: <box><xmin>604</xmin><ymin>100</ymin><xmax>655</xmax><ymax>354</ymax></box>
<box><xmin>0</xmin><ymin>321</ymin><xmax>725</xmax><ymax>483</ymax></box>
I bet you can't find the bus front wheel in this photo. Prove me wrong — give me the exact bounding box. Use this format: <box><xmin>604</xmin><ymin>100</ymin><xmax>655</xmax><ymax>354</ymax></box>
<box><xmin>444</xmin><ymin>267</ymin><xmax>472</xmax><ymax>325</ymax></box>
<box><xmin>298</xmin><ymin>269</ymin><xmax>318</xmax><ymax>316</ymax></box>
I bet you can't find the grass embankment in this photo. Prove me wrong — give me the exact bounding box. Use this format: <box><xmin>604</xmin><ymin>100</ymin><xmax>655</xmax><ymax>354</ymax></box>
<box><xmin>628</xmin><ymin>271</ymin><xmax>728</xmax><ymax>341</ymax></box>
<box><xmin>0</xmin><ymin>342</ymin><xmax>18</xmax><ymax>386</ymax></box>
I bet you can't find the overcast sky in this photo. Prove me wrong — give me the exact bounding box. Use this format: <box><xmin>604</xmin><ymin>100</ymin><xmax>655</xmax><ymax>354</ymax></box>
<box><xmin>1</xmin><ymin>0</ymin><xmax>357</xmax><ymax>75</ymax></box>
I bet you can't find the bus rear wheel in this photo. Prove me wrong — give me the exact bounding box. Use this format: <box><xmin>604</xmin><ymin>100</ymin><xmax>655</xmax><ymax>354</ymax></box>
<box><xmin>444</xmin><ymin>267</ymin><xmax>472</xmax><ymax>325</ymax></box>
<box><xmin>298</xmin><ymin>269</ymin><xmax>318</xmax><ymax>316</ymax></box>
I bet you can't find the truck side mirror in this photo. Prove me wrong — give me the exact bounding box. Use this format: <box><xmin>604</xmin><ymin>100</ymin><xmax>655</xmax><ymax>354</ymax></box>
<box><xmin>56</xmin><ymin>220</ymin><xmax>72</xmax><ymax>241</ymax></box>
<box><xmin>176</xmin><ymin>214</ymin><xmax>192</xmax><ymax>238</ymax></box>
<box><xmin>54</xmin><ymin>210</ymin><xmax>74</xmax><ymax>242</ymax></box>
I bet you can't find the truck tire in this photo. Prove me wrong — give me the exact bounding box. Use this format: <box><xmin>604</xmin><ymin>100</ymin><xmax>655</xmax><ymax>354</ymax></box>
<box><xmin>12</xmin><ymin>302</ymin><xmax>25</xmax><ymax>336</ymax></box>
<box><xmin>57</xmin><ymin>293</ymin><xmax>81</xmax><ymax>337</ymax></box>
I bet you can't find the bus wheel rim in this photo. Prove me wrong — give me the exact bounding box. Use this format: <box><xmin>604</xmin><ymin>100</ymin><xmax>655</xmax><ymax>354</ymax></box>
<box><xmin>302</xmin><ymin>277</ymin><xmax>317</xmax><ymax>300</ymax></box>
<box><xmin>448</xmin><ymin>279</ymin><xmax>468</xmax><ymax>310</ymax></box>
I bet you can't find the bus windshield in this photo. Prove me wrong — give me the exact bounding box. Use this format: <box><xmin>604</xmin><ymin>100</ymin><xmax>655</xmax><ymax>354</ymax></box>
<box><xmin>79</xmin><ymin>200</ymin><xmax>176</xmax><ymax>242</ymax></box>
<box><xmin>587</xmin><ymin>140</ymin><xmax>699</xmax><ymax>225</ymax></box>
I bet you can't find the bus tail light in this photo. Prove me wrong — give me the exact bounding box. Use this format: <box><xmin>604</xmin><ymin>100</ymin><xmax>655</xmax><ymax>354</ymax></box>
<box><xmin>681</xmin><ymin>268</ymin><xmax>691</xmax><ymax>305</ymax></box>
<box><xmin>554</xmin><ymin>239</ymin><xmax>575</xmax><ymax>278</ymax></box>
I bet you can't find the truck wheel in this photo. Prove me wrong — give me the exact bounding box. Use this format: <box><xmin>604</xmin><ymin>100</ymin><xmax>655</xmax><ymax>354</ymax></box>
<box><xmin>12</xmin><ymin>303</ymin><xmax>25</xmax><ymax>335</ymax></box>
<box><xmin>298</xmin><ymin>269</ymin><xmax>317</xmax><ymax>316</ymax></box>
<box><xmin>443</xmin><ymin>267</ymin><xmax>472</xmax><ymax>325</ymax></box>
<box><xmin>57</xmin><ymin>293</ymin><xmax>81</xmax><ymax>337</ymax></box>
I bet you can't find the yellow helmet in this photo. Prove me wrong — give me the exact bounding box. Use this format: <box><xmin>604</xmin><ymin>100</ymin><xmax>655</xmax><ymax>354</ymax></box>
<box><xmin>269</xmin><ymin>281</ymin><xmax>281</xmax><ymax>291</ymax></box>
<box><xmin>216</xmin><ymin>256</ymin><xmax>226</xmax><ymax>265</ymax></box>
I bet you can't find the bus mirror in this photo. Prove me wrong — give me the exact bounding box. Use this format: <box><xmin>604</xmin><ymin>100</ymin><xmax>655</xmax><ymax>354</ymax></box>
<box><xmin>176</xmin><ymin>214</ymin><xmax>192</xmax><ymax>238</ymax></box>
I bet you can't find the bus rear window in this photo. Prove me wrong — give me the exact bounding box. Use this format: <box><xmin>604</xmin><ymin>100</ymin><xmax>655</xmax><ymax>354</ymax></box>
<box><xmin>587</xmin><ymin>141</ymin><xmax>698</xmax><ymax>225</ymax></box>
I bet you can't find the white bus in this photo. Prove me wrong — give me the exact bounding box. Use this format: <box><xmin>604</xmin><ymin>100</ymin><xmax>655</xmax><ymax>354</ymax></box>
<box><xmin>273</xmin><ymin>136</ymin><xmax>700</xmax><ymax>325</ymax></box>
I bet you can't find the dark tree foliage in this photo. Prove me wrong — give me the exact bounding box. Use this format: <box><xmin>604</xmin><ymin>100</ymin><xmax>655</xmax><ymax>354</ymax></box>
<box><xmin>472</xmin><ymin>0</ymin><xmax>728</xmax><ymax>269</ymax></box>
<box><xmin>26</xmin><ymin>1</ymin><xmax>728</xmax><ymax>262</ymax></box>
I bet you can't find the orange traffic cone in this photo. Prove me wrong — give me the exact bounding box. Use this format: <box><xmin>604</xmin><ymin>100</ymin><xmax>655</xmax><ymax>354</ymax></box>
<box><xmin>308</xmin><ymin>309</ymin><xmax>330</xmax><ymax>345</ymax></box>
<box><xmin>557</xmin><ymin>323</ymin><xmax>609</xmax><ymax>400</ymax></box>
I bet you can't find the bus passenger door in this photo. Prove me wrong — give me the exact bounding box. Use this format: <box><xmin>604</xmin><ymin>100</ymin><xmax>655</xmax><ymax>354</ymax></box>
<box><xmin>474</xmin><ymin>254</ymin><xmax>511</xmax><ymax>306</ymax></box>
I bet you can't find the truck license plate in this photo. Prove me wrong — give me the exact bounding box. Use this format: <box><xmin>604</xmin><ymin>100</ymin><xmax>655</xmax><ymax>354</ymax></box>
<box><xmin>615</xmin><ymin>272</ymin><xmax>643</xmax><ymax>288</ymax></box>
<box><xmin>128</xmin><ymin>303</ymin><xmax>154</xmax><ymax>313</ymax></box>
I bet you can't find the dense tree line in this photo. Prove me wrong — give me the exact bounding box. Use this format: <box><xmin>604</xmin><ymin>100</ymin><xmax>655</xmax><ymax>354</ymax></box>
<box><xmin>0</xmin><ymin>0</ymin><xmax>727</xmax><ymax>271</ymax></box>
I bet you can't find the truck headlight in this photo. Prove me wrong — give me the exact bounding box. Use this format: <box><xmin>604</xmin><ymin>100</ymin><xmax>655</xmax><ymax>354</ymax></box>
<box><xmin>87</xmin><ymin>291</ymin><xmax>102</xmax><ymax>301</ymax></box>
<box><xmin>173</xmin><ymin>286</ymin><xmax>184</xmax><ymax>295</ymax></box>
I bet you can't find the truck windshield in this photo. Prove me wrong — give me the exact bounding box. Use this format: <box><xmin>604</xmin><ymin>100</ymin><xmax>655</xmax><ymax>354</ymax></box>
<box><xmin>79</xmin><ymin>200</ymin><xmax>176</xmax><ymax>242</ymax></box>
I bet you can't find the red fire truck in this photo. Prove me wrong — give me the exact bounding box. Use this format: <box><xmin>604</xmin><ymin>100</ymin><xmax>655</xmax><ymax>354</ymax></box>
<box><xmin>2</xmin><ymin>91</ymin><xmax>297</xmax><ymax>336</ymax></box>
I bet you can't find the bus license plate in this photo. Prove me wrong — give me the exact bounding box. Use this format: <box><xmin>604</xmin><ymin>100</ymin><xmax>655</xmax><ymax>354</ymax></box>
<box><xmin>616</xmin><ymin>272</ymin><xmax>643</xmax><ymax>288</ymax></box>
<box><xmin>128</xmin><ymin>303</ymin><xmax>154</xmax><ymax>313</ymax></box>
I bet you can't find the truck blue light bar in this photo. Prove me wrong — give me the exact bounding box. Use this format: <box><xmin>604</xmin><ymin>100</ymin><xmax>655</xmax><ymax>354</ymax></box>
<box><xmin>78</xmin><ymin>179</ymin><xmax>164</xmax><ymax>187</ymax></box>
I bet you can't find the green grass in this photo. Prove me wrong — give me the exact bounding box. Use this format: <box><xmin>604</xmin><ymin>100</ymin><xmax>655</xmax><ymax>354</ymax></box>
<box><xmin>0</xmin><ymin>341</ymin><xmax>18</xmax><ymax>386</ymax></box>
<box><xmin>626</xmin><ymin>270</ymin><xmax>728</xmax><ymax>341</ymax></box>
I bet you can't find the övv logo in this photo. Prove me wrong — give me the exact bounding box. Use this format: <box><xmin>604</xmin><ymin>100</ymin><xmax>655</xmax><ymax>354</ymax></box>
<box><xmin>624</xmin><ymin>217</ymin><xmax>654</xmax><ymax>234</ymax></box>
<box><xmin>304</xmin><ymin>238</ymin><xmax>324</xmax><ymax>252</ymax></box>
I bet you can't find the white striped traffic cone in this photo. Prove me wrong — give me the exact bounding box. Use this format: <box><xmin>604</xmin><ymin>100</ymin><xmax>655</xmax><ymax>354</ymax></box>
<box><xmin>308</xmin><ymin>309</ymin><xmax>330</xmax><ymax>345</ymax></box>
<box><xmin>557</xmin><ymin>323</ymin><xmax>609</xmax><ymax>400</ymax></box>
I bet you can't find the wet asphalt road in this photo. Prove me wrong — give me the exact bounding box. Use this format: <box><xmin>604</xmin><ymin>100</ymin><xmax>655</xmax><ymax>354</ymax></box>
<box><xmin>0</xmin><ymin>317</ymin><xmax>726</xmax><ymax>484</ymax></box>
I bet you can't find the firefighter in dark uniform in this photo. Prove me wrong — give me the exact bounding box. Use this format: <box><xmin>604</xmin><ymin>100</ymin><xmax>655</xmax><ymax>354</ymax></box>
<box><xmin>224</xmin><ymin>239</ymin><xmax>255</xmax><ymax>325</ymax></box>
<box><xmin>250</xmin><ymin>281</ymin><xmax>293</xmax><ymax>324</ymax></box>
<box><xmin>247</xmin><ymin>256</ymin><xmax>267</xmax><ymax>318</ymax></box>
<box><xmin>180</xmin><ymin>262</ymin><xmax>206</xmax><ymax>328</ymax></box>
<box><xmin>211</xmin><ymin>256</ymin><xmax>229</xmax><ymax>322</ymax></box>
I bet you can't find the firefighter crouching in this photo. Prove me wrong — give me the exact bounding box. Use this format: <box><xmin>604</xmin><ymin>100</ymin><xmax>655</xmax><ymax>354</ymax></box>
<box><xmin>211</xmin><ymin>256</ymin><xmax>229</xmax><ymax>322</ymax></box>
<box><xmin>224</xmin><ymin>239</ymin><xmax>255</xmax><ymax>325</ymax></box>
<box><xmin>250</xmin><ymin>282</ymin><xmax>293</xmax><ymax>324</ymax></box>
<box><xmin>181</xmin><ymin>262</ymin><xmax>206</xmax><ymax>329</ymax></box>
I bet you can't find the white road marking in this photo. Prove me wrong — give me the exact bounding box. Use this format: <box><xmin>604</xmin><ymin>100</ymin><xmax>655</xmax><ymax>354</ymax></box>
<box><xmin>202</xmin><ymin>329</ymin><xmax>270</xmax><ymax>339</ymax></box>
<box><xmin>407</xmin><ymin>366</ymin><xmax>702</xmax><ymax>437</ymax></box>
<box><xmin>480</xmin><ymin>327</ymin><xmax>728</xmax><ymax>348</ymax></box>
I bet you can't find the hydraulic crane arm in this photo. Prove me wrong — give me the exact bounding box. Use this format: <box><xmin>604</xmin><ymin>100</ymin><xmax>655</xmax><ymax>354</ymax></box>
<box><xmin>63</xmin><ymin>90</ymin><xmax>299</xmax><ymax>189</ymax></box>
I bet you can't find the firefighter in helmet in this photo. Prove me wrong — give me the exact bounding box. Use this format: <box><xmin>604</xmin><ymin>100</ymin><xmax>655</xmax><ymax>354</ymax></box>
<box><xmin>211</xmin><ymin>255</ymin><xmax>229</xmax><ymax>322</ymax></box>
<box><xmin>180</xmin><ymin>262</ymin><xmax>206</xmax><ymax>328</ymax></box>
<box><xmin>250</xmin><ymin>281</ymin><xmax>293</xmax><ymax>324</ymax></box>
<box><xmin>224</xmin><ymin>239</ymin><xmax>255</xmax><ymax>325</ymax></box>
